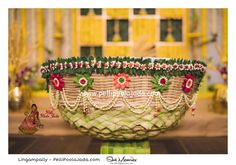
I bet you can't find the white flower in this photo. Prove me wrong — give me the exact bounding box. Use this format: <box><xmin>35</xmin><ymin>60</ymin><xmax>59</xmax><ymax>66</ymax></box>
<box><xmin>110</xmin><ymin>61</ymin><xmax>116</xmax><ymax>67</ymax></box>
<box><xmin>91</xmin><ymin>59</ymin><xmax>96</xmax><ymax>67</ymax></box>
<box><xmin>161</xmin><ymin>63</ymin><xmax>167</xmax><ymax>70</ymax></box>
<box><xmin>116</xmin><ymin>61</ymin><xmax>121</xmax><ymax>68</ymax></box>
<box><xmin>52</xmin><ymin>63</ymin><xmax>55</xmax><ymax>70</ymax></box>
<box><xmin>179</xmin><ymin>64</ymin><xmax>184</xmax><ymax>70</ymax></box>
<box><xmin>123</xmin><ymin>61</ymin><xmax>128</xmax><ymax>68</ymax></box>
<box><xmin>104</xmin><ymin>62</ymin><xmax>109</xmax><ymax>69</ymax></box>
<box><xmin>78</xmin><ymin>61</ymin><xmax>83</xmax><ymax>68</ymax></box>
<box><xmin>74</xmin><ymin>62</ymin><xmax>78</xmax><ymax>69</ymax></box>
<box><xmin>59</xmin><ymin>63</ymin><xmax>63</xmax><ymax>70</ymax></box>
<box><xmin>85</xmin><ymin>61</ymin><xmax>90</xmax><ymax>68</ymax></box>
<box><xmin>189</xmin><ymin>64</ymin><xmax>193</xmax><ymax>70</ymax></box>
<box><xmin>155</xmin><ymin>63</ymin><xmax>161</xmax><ymax>70</ymax></box>
<box><xmin>167</xmin><ymin>64</ymin><xmax>173</xmax><ymax>71</ymax></box>
<box><xmin>69</xmin><ymin>62</ymin><xmax>73</xmax><ymax>68</ymax></box>
<box><xmin>194</xmin><ymin>63</ymin><xmax>199</xmax><ymax>70</ymax></box>
<box><xmin>148</xmin><ymin>63</ymin><xmax>154</xmax><ymax>70</ymax></box>
<box><xmin>201</xmin><ymin>66</ymin><xmax>206</xmax><ymax>72</ymax></box>
<box><xmin>64</xmin><ymin>62</ymin><xmax>67</xmax><ymax>69</ymax></box>
<box><xmin>184</xmin><ymin>64</ymin><xmax>189</xmax><ymax>70</ymax></box>
<box><xmin>141</xmin><ymin>64</ymin><xmax>146</xmax><ymax>71</ymax></box>
<box><xmin>134</xmin><ymin>62</ymin><xmax>140</xmax><ymax>69</ymax></box>
<box><xmin>173</xmin><ymin>63</ymin><xmax>178</xmax><ymax>70</ymax></box>
<box><xmin>97</xmin><ymin>61</ymin><xmax>102</xmax><ymax>68</ymax></box>
<box><xmin>85</xmin><ymin>61</ymin><xmax>90</xmax><ymax>69</ymax></box>
<box><xmin>40</xmin><ymin>66</ymin><xmax>45</xmax><ymax>73</ymax></box>
<box><xmin>129</xmin><ymin>61</ymin><xmax>135</xmax><ymax>68</ymax></box>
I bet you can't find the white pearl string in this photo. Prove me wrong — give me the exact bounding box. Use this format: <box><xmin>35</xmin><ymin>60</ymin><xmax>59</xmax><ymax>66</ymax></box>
<box><xmin>122</xmin><ymin>96</ymin><xmax>152</xmax><ymax>112</ymax></box>
<box><xmin>158</xmin><ymin>92</ymin><xmax>183</xmax><ymax>111</ymax></box>
<box><xmin>49</xmin><ymin>85</ymin><xmax>198</xmax><ymax>114</ymax></box>
<box><xmin>184</xmin><ymin>94</ymin><xmax>197</xmax><ymax>108</ymax></box>
<box><xmin>61</xmin><ymin>88</ymin><xmax>81</xmax><ymax>107</ymax></box>
<box><xmin>60</xmin><ymin>92</ymin><xmax>81</xmax><ymax>112</ymax></box>
<box><xmin>86</xmin><ymin>94</ymin><xmax>119</xmax><ymax>111</ymax></box>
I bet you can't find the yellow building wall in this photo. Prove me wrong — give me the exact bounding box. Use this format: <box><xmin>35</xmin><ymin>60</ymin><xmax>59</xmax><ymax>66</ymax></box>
<box><xmin>132</xmin><ymin>19</ymin><xmax>157</xmax><ymax>43</ymax></box>
<box><xmin>106</xmin><ymin>8</ymin><xmax>129</xmax><ymax>19</ymax></box>
<box><xmin>79</xmin><ymin>18</ymin><xmax>104</xmax><ymax>45</ymax></box>
<box><xmin>157</xmin><ymin>9</ymin><xmax>188</xmax><ymax>59</ymax></box>
<box><xmin>9</xmin><ymin>8</ymin><xmax>227</xmax><ymax>63</ymax></box>
<box><xmin>9</xmin><ymin>8</ymin><xmax>228</xmax><ymax>97</ymax></box>
<box><xmin>104</xmin><ymin>46</ymin><xmax>130</xmax><ymax>57</ymax></box>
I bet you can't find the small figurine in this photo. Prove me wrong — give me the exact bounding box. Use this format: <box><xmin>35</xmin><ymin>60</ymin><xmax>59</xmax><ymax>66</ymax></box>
<box><xmin>18</xmin><ymin>104</ymin><xmax>43</xmax><ymax>135</ymax></box>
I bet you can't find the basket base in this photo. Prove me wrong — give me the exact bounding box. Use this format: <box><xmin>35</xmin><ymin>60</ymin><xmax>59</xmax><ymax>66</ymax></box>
<box><xmin>100</xmin><ymin>140</ymin><xmax>150</xmax><ymax>154</ymax></box>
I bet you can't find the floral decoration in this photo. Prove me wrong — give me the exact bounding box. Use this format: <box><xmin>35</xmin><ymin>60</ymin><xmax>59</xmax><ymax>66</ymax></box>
<box><xmin>123</xmin><ymin>61</ymin><xmax>128</xmax><ymax>68</ymax></box>
<box><xmin>104</xmin><ymin>62</ymin><xmax>109</xmax><ymax>69</ymax></box>
<box><xmin>148</xmin><ymin>63</ymin><xmax>154</xmax><ymax>70</ymax></box>
<box><xmin>134</xmin><ymin>62</ymin><xmax>140</xmax><ymax>69</ymax></box>
<box><xmin>129</xmin><ymin>61</ymin><xmax>135</xmax><ymax>68</ymax></box>
<box><xmin>141</xmin><ymin>64</ymin><xmax>146</xmax><ymax>71</ymax></box>
<box><xmin>74</xmin><ymin>74</ymin><xmax>94</xmax><ymax>91</ymax></box>
<box><xmin>182</xmin><ymin>74</ymin><xmax>194</xmax><ymax>93</ymax></box>
<box><xmin>41</xmin><ymin>57</ymin><xmax>206</xmax><ymax>86</ymax></box>
<box><xmin>151</xmin><ymin>75</ymin><xmax>171</xmax><ymax>93</ymax></box>
<box><xmin>113</xmin><ymin>73</ymin><xmax>131</xmax><ymax>90</ymax></box>
<box><xmin>50</xmin><ymin>74</ymin><xmax>64</xmax><ymax>91</ymax></box>
<box><xmin>155</xmin><ymin>63</ymin><xmax>161</xmax><ymax>70</ymax></box>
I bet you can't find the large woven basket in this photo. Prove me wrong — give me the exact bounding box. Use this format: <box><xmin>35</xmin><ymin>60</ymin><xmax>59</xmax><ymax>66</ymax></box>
<box><xmin>41</xmin><ymin>57</ymin><xmax>206</xmax><ymax>140</ymax></box>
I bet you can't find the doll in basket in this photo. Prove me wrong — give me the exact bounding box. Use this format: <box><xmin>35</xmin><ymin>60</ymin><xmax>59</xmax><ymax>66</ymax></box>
<box><xmin>18</xmin><ymin>104</ymin><xmax>44</xmax><ymax>135</ymax></box>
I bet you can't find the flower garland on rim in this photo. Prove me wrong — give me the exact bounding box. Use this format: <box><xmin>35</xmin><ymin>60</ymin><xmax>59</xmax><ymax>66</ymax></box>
<box><xmin>41</xmin><ymin>57</ymin><xmax>207</xmax><ymax>81</ymax></box>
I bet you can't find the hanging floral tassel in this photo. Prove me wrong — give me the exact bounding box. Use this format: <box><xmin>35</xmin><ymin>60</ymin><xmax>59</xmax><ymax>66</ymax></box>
<box><xmin>191</xmin><ymin>106</ymin><xmax>196</xmax><ymax>116</ymax></box>
<box><xmin>156</xmin><ymin>106</ymin><xmax>161</xmax><ymax>112</ymax></box>
<box><xmin>82</xmin><ymin>97</ymin><xmax>89</xmax><ymax>116</ymax></box>
<box><xmin>153</xmin><ymin>107</ymin><xmax>161</xmax><ymax>117</ymax></box>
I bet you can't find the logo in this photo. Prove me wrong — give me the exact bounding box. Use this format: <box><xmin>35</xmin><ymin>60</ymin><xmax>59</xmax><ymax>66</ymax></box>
<box><xmin>106</xmin><ymin>156</ymin><xmax>137</xmax><ymax>164</ymax></box>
